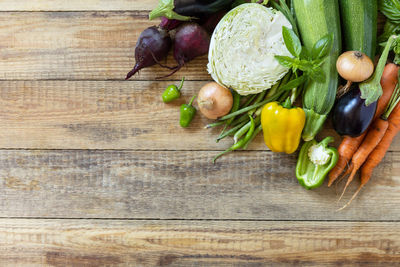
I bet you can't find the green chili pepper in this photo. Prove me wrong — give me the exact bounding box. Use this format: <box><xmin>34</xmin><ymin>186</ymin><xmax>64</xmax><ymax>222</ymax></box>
<box><xmin>295</xmin><ymin>136</ymin><xmax>338</xmax><ymax>190</ymax></box>
<box><xmin>234</xmin><ymin>115</ymin><xmax>260</xmax><ymax>143</ymax></box>
<box><xmin>243</xmin><ymin>123</ymin><xmax>263</xmax><ymax>150</ymax></box>
<box><xmin>162</xmin><ymin>77</ymin><xmax>185</xmax><ymax>103</ymax></box>
<box><xmin>213</xmin><ymin>115</ymin><xmax>255</xmax><ymax>163</ymax></box>
<box><xmin>180</xmin><ymin>95</ymin><xmax>196</xmax><ymax>128</ymax></box>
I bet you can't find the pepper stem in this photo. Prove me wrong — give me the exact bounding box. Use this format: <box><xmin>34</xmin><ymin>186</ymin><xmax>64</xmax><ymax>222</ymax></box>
<box><xmin>320</xmin><ymin>136</ymin><xmax>334</xmax><ymax>147</ymax></box>
<box><xmin>177</xmin><ymin>77</ymin><xmax>185</xmax><ymax>91</ymax></box>
<box><xmin>188</xmin><ymin>95</ymin><xmax>196</xmax><ymax>106</ymax></box>
<box><xmin>281</xmin><ymin>97</ymin><xmax>292</xmax><ymax>109</ymax></box>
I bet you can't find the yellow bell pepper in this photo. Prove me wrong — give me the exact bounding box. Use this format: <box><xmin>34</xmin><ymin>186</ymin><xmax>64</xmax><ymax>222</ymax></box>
<box><xmin>261</xmin><ymin>101</ymin><xmax>306</xmax><ymax>154</ymax></box>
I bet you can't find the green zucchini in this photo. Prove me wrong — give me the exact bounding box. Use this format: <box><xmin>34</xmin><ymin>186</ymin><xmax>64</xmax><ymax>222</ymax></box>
<box><xmin>339</xmin><ymin>0</ymin><xmax>377</xmax><ymax>59</ymax></box>
<box><xmin>293</xmin><ymin>0</ymin><xmax>342</xmax><ymax>141</ymax></box>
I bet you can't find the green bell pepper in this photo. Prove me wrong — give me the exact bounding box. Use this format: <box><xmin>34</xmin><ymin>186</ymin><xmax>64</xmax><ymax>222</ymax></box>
<box><xmin>296</xmin><ymin>136</ymin><xmax>338</xmax><ymax>190</ymax></box>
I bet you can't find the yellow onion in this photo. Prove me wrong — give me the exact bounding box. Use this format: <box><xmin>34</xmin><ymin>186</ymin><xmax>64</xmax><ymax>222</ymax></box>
<box><xmin>336</xmin><ymin>51</ymin><xmax>374</xmax><ymax>82</ymax></box>
<box><xmin>197</xmin><ymin>82</ymin><xmax>233</xmax><ymax>119</ymax></box>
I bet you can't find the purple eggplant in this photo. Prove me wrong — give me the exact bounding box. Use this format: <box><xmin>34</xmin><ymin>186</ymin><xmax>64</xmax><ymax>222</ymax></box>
<box><xmin>332</xmin><ymin>86</ymin><xmax>377</xmax><ymax>137</ymax></box>
<box><xmin>125</xmin><ymin>26</ymin><xmax>172</xmax><ymax>80</ymax></box>
<box><xmin>149</xmin><ymin>0</ymin><xmax>233</xmax><ymax>21</ymax></box>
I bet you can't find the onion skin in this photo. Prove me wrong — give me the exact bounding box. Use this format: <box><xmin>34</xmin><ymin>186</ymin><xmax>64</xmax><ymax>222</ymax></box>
<box><xmin>336</xmin><ymin>51</ymin><xmax>374</xmax><ymax>82</ymax></box>
<box><xmin>197</xmin><ymin>82</ymin><xmax>233</xmax><ymax>119</ymax></box>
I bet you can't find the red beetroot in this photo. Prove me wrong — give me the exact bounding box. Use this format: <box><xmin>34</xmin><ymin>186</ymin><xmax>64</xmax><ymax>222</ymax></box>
<box><xmin>165</xmin><ymin>22</ymin><xmax>210</xmax><ymax>77</ymax></box>
<box><xmin>159</xmin><ymin>17</ymin><xmax>183</xmax><ymax>31</ymax></box>
<box><xmin>125</xmin><ymin>26</ymin><xmax>172</xmax><ymax>80</ymax></box>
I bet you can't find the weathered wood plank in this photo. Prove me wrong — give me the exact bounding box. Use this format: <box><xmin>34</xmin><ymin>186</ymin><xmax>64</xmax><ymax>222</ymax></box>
<box><xmin>0</xmin><ymin>150</ymin><xmax>399</xmax><ymax>220</ymax></box>
<box><xmin>0</xmin><ymin>12</ymin><xmax>209</xmax><ymax>81</ymax></box>
<box><xmin>0</xmin><ymin>0</ymin><xmax>154</xmax><ymax>11</ymax></box>
<box><xmin>0</xmin><ymin>80</ymin><xmax>398</xmax><ymax>151</ymax></box>
<box><xmin>0</xmin><ymin>80</ymin><xmax>237</xmax><ymax>150</ymax></box>
<box><xmin>0</xmin><ymin>219</ymin><xmax>399</xmax><ymax>266</ymax></box>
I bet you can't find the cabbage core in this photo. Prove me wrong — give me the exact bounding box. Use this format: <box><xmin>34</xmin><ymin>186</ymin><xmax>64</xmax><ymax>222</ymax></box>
<box><xmin>208</xmin><ymin>3</ymin><xmax>292</xmax><ymax>95</ymax></box>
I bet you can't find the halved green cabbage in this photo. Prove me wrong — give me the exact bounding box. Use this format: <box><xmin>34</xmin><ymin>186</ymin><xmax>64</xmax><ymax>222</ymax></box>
<box><xmin>208</xmin><ymin>3</ymin><xmax>292</xmax><ymax>95</ymax></box>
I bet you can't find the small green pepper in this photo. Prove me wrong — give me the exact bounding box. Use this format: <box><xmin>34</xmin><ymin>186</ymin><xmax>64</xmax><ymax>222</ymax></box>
<box><xmin>180</xmin><ymin>95</ymin><xmax>197</xmax><ymax>128</ymax></box>
<box><xmin>296</xmin><ymin>136</ymin><xmax>338</xmax><ymax>190</ymax></box>
<box><xmin>162</xmin><ymin>77</ymin><xmax>185</xmax><ymax>103</ymax></box>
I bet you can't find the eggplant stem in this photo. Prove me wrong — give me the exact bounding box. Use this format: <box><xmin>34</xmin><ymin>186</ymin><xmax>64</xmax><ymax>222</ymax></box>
<box><xmin>336</xmin><ymin>80</ymin><xmax>353</xmax><ymax>99</ymax></box>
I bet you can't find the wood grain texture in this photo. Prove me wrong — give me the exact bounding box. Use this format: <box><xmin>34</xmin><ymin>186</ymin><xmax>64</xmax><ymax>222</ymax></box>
<box><xmin>0</xmin><ymin>149</ymin><xmax>399</xmax><ymax>220</ymax></box>
<box><xmin>0</xmin><ymin>80</ymin><xmax>232</xmax><ymax>150</ymax></box>
<box><xmin>0</xmin><ymin>0</ymin><xmax>154</xmax><ymax>11</ymax></box>
<box><xmin>0</xmin><ymin>80</ymin><xmax>399</xmax><ymax>151</ymax></box>
<box><xmin>0</xmin><ymin>12</ymin><xmax>209</xmax><ymax>81</ymax></box>
<box><xmin>0</xmin><ymin>219</ymin><xmax>399</xmax><ymax>266</ymax></box>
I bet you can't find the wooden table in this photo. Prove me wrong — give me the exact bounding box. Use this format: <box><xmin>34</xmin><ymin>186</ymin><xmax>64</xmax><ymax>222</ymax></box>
<box><xmin>0</xmin><ymin>1</ymin><xmax>399</xmax><ymax>265</ymax></box>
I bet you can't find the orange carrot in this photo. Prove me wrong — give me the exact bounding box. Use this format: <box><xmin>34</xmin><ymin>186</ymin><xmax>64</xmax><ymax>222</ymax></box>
<box><xmin>339</xmin><ymin>102</ymin><xmax>400</xmax><ymax>210</ymax></box>
<box><xmin>338</xmin><ymin>118</ymin><xmax>389</xmax><ymax>200</ymax></box>
<box><xmin>328</xmin><ymin>63</ymin><xmax>399</xmax><ymax>187</ymax></box>
<box><xmin>328</xmin><ymin>136</ymin><xmax>364</xmax><ymax>186</ymax></box>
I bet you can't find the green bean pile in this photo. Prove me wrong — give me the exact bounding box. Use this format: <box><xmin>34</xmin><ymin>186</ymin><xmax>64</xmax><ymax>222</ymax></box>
<box><xmin>206</xmin><ymin>72</ymin><xmax>301</xmax><ymax>162</ymax></box>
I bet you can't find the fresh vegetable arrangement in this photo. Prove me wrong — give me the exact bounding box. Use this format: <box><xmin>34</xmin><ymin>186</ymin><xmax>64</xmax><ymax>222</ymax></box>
<box><xmin>126</xmin><ymin>0</ymin><xmax>400</xmax><ymax>209</ymax></box>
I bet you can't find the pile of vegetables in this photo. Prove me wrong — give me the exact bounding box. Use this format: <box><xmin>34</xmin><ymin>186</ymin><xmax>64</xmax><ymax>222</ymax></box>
<box><xmin>126</xmin><ymin>0</ymin><xmax>400</xmax><ymax>209</ymax></box>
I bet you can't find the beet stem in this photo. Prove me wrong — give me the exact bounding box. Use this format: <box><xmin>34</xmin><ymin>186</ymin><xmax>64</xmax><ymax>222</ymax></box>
<box><xmin>156</xmin><ymin>65</ymin><xmax>182</xmax><ymax>79</ymax></box>
<box><xmin>149</xmin><ymin>49</ymin><xmax>177</xmax><ymax>70</ymax></box>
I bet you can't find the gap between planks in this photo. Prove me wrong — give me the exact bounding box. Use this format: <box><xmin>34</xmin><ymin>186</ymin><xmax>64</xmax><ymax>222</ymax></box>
<box><xmin>0</xmin><ymin>217</ymin><xmax>400</xmax><ymax>223</ymax></box>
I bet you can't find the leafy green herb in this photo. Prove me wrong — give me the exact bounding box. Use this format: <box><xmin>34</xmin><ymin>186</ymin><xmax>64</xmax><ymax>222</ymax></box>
<box><xmin>279</xmin><ymin>75</ymin><xmax>307</xmax><ymax>91</ymax></box>
<box><xmin>274</xmin><ymin>55</ymin><xmax>295</xmax><ymax>69</ymax></box>
<box><xmin>299</xmin><ymin>46</ymin><xmax>311</xmax><ymax>60</ymax></box>
<box><xmin>379</xmin><ymin>0</ymin><xmax>400</xmax><ymax>50</ymax></box>
<box><xmin>275</xmin><ymin>27</ymin><xmax>333</xmax><ymax>87</ymax></box>
<box><xmin>282</xmin><ymin>26</ymin><xmax>302</xmax><ymax>57</ymax></box>
<box><xmin>311</xmin><ymin>34</ymin><xmax>334</xmax><ymax>60</ymax></box>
